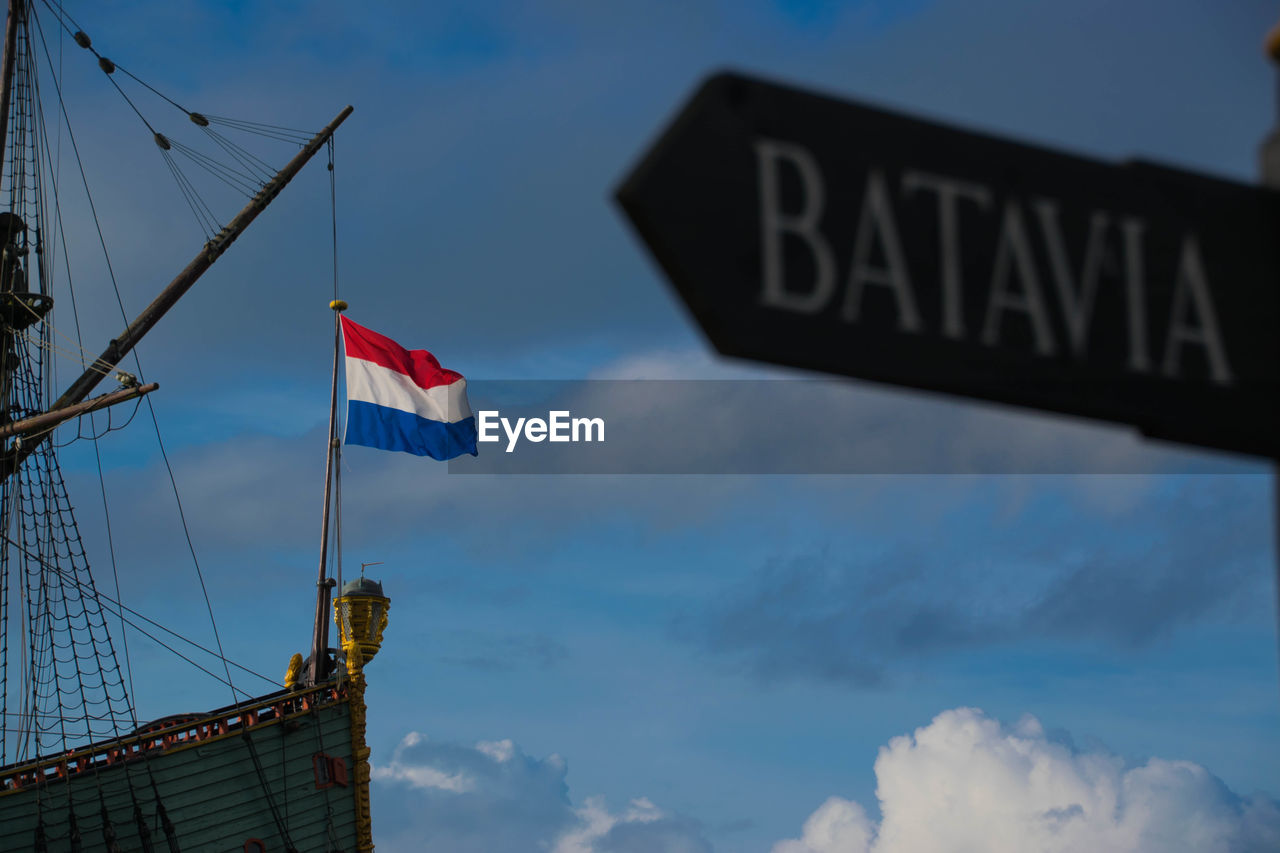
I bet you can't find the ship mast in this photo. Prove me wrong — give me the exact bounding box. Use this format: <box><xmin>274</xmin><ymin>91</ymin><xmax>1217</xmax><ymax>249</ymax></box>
<box><xmin>0</xmin><ymin>0</ymin><xmax>23</xmax><ymax>418</ymax></box>
<box><xmin>0</xmin><ymin>103</ymin><xmax>353</xmax><ymax>478</ymax></box>
<box><xmin>0</xmin><ymin>1</ymin><xmax>20</xmax><ymax>167</ymax></box>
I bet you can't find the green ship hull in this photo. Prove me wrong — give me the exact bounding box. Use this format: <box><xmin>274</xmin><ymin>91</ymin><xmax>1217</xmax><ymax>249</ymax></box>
<box><xmin>0</xmin><ymin>683</ymin><xmax>365</xmax><ymax>852</ymax></box>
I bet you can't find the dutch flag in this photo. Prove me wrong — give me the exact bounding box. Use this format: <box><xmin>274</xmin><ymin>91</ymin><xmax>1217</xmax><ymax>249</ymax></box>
<box><xmin>341</xmin><ymin>316</ymin><xmax>478</xmax><ymax>460</ymax></box>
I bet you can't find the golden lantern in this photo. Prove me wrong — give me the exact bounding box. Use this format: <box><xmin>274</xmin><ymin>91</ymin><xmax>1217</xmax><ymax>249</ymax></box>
<box><xmin>334</xmin><ymin>577</ymin><xmax>390</xmax><ymax>673</ymax></box>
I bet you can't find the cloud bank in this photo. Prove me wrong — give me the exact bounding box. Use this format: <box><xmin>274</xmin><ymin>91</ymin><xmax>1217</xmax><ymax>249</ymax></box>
<box><xmin>774</xmin><ymin>708</ymin><xmax>1280</xmax><ymax>853</ymax></box>
<box><xmin>683</xmin><ymin>476</ymin><xmax>1270</xmax><ymax>687</ymax></box>
<box><xmin>371</xmin><ymin>732</ymin><xmax>710</xmax><ymax>852</ymax></box>
<box><xmin>372</xmin><ymin>710</ymin><xmax>1278</xmax><ymax>852</ymax></box>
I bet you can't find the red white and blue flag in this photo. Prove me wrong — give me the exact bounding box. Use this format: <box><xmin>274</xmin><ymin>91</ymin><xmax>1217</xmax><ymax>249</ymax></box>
<box><xmin>341</xmin><ymin>317</ymin><xmax>477</xmax><ymax>459</ymax></box>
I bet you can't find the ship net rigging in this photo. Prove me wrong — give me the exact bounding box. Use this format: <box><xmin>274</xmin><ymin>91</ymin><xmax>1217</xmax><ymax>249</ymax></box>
<box><xmin>0</xmin><ymin>0</ymin><xmax>336</xmax><ymax>799</ymax></box>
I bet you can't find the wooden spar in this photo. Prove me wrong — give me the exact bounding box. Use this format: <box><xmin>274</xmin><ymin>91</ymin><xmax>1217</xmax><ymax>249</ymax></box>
<box><xmin>0</xmin><ymin>382</ymin><xmax>157</xmax><ymax>439</ymax></box>
<box><xmin>0</xmin><ymin>0</ymin><xmax>20</xmax><ymax>171</ymax></box>
<box><xmin>309</xmin><ymin>304</ymin><xmax>345</xmax><ymax>686</ymax></box>
<box><xmin>0</xmin><ymin>104</ymin><xmax>354</xmax><ymax>480</ymax></box>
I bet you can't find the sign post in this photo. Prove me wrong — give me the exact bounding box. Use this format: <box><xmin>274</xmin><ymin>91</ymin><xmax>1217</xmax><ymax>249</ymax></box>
<box><xmin>1261</xmin><ymin>22</ymin><xmax>1280</xmax><ymax>686</ymax></box>
<box><xmin>617</xmin><ymin>71</ymin><xmax>1280</xmax><ymax>459</ymax></box>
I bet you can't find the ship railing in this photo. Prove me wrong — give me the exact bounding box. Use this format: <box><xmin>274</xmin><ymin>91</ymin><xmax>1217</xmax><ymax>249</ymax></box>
<box><xmin>0</xmin><ymin>681</ymin><xmax>347</xmax><ymax>794</ymax></box>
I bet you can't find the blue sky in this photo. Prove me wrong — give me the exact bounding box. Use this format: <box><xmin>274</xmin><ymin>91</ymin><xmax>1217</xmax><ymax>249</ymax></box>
<box><xmin>26</xmin><ymin>0</ymin><xmax>1280</xmax><ymax>850</ymax></box>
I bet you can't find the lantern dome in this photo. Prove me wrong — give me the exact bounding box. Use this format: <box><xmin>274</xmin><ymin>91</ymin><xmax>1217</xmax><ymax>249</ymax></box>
<box><xmin>334</xmin><ymin>577</ymin><xmax>390</xmax><ymax>671</ymax></box>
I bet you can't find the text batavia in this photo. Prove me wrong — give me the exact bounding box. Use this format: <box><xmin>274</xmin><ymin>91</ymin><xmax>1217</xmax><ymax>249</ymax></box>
<box><xmin>755</xmin><ymin>138</ymin><xmax>1232</xmax><ymax>385</ymax></box>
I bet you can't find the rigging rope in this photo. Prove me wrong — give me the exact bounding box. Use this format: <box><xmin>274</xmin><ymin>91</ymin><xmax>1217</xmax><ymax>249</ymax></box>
<box><xmin>0</xmin><ymin>531</ymin><xmax>278</xmax><ymax>691</ymax></box>
<box><xmin>142</xmin><ymin>396</ymin><xmax>243</xmax><ymax>704</ymax></box>
<box><xmin>30</xmin><ymin>7</ymin><xmax>142</xmax><ymax>792</ymax></box>
<box><xmin>241</xmin><ymin>727</ymin><xmax>298</xmax><ymax>851</ymax></box>
<box><xmin>167</xmin><ymin>136</ymin><xmax>262</xmax><ymax>196</ymax></box>
<box><xmin>31</xmin><ymin>0</ymin><xmax>244</xmax><ymax>718</ymax></box>
<box><xmin>158</xmin><ymin>149</ymin><xmax>219</xmax><ymax>240</ymax></box>
<box><xmin>15</xmin><ymin>326</ymin><xmax>115</xmax><ymax>377</ymax></box>
<box><xmin>202</xmin><ymin>114</ymin><xmax>314</xmax><ymax>144</ymax></box>
<box><xmin>0</xmin><ymin>31</ymin><xmax>189</xmax><ymax>853</ymax></box>
<box><xmin>37</xmin><ymin>0</ymin><xmax>318</xmax><ymax>241</ymax></box>
<box><xmin>201</xmin><ymin>126</ymin><xmax>276</xmax><ymax>184</ymax></box>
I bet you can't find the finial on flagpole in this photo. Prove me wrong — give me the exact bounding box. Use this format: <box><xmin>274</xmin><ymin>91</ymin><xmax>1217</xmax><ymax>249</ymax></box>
<box><xmin>330</xmin><ymin>299</ymin><xmax>348</xmax><ymax>311</ymax></box>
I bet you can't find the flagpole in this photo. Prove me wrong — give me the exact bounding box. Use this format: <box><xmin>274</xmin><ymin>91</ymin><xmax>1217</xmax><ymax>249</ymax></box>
<box><xmin>309</xmin><ymin>298</ymin><xmax>347</xmax><ymax>685</ymax></box>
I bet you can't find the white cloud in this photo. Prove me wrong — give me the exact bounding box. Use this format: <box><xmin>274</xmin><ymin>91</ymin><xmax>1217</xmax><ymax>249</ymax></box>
<box><xmin>372</xmin><ymin>731</ymin><xmax>709</xmax><ymax>853</ymax></box>
<box><xmin>476</xmin><ymin>737</ymin><xmax>516</xmax><ymax>763</ymax></box>
<box><xmin>774</xmin><ymin>798</ymin><xmax>876</xmax><ymax>853</ymax></box>
<box><xmin>372</xmin><ymin>731</ymin><xmax>478</xmax><ymax>792</ymax></box>
<box><xmin>554</xmin><ymin>796</ymin><xmax>664</xmax><ymax>853</ymax></box>
<box><xmin>774</xmin><ymin>708</ymin><xmax>1280</xmax><ymax>853</ymax></box>
<box><xmin>374</xmin><ymin>762</ymin><xmax>476</xmax><ymax>793</ymax></box>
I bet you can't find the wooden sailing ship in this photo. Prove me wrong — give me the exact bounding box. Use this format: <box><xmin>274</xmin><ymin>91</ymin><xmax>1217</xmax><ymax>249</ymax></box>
<box><xmin>0</xmin><ymin>1</ymin><xmax>384</xmax><ymax>849</ymax></box>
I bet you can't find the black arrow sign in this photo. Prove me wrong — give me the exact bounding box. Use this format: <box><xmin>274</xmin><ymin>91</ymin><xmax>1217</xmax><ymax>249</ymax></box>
<box><xmin>616</xmin><ymin>71</ymin><xmax>1280</xmax><ymax>459</ymax></box>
